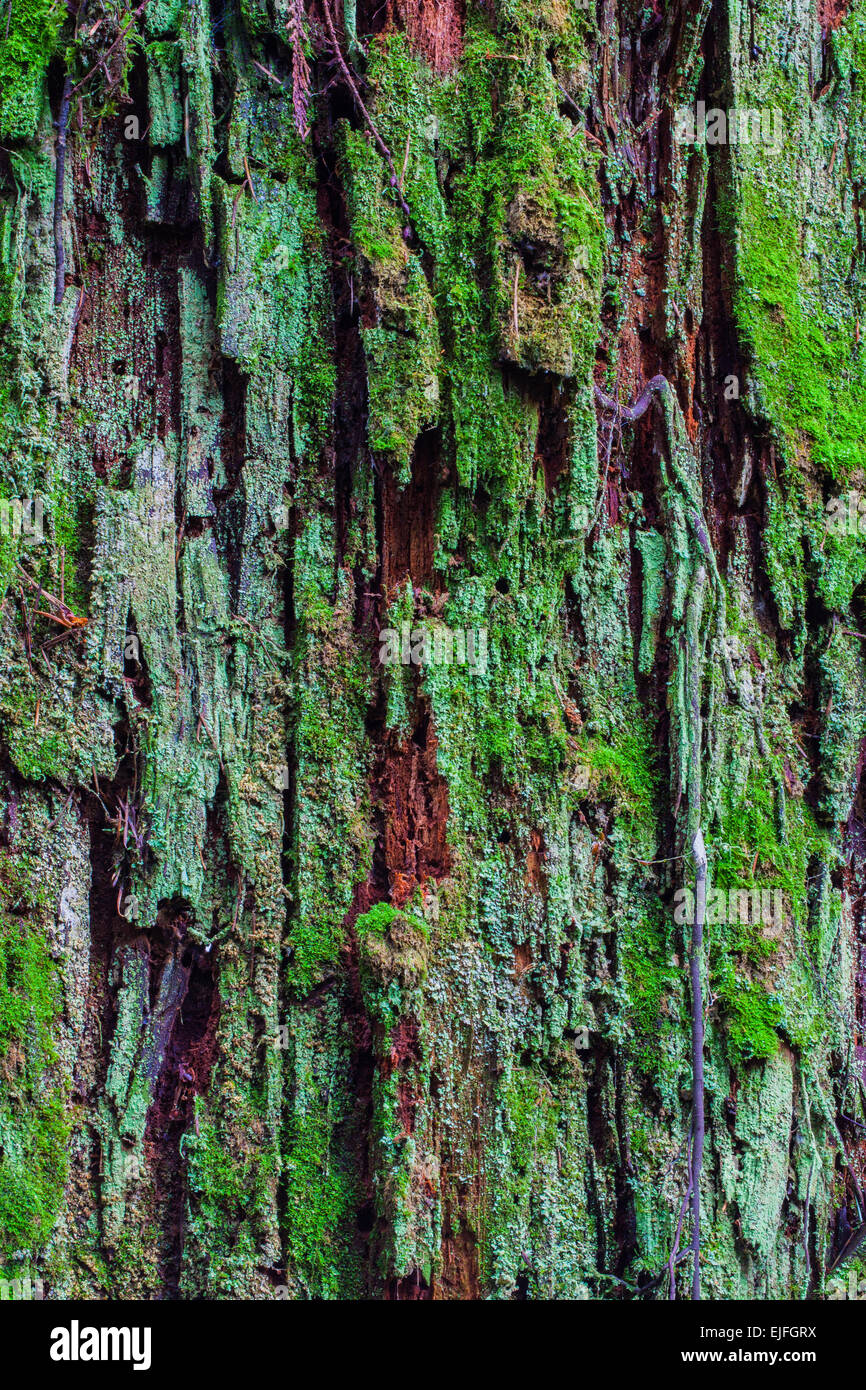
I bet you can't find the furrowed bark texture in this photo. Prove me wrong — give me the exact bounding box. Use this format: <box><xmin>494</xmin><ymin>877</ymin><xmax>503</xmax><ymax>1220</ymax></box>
<box><xmin>0</xmin><ymin>0</ymin><xmax>865</xmax><ymax>1300</ymax></box>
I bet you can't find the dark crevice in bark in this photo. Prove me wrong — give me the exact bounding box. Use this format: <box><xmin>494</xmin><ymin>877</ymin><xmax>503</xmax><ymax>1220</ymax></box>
<box><xmin>82</xmin><ymin>774</ymin><xmax>134</xmax><ymax>1259</ymax></box>
<box><xmin>701</xmin><ymin>28</ymin><xmax>794</xmax><ymax>662</ymax></box>
<box><xmin>434</xmin><ymin>1221</ymin><xmax>480</xmax><ymax>1298</ymax></box>
<box><xmin>385</xmin><ymin>1267</ymin><xmax>432</xmax><ymax>1299</ymax></box>
<box><xmin>336</xmin><ymin>910</ymin><xmax>378</xmax><ymax>1287</ymax></box>
<box><xmin>144</xmin><ymin>906</ymin><xmax>219</xmax><ymax>1298</ymax></box>
<box><xmin>612</xmin><ymin>1055</ymin><xmax>638</xmax><ymax>1278</ymax></box>
<box><xmin>213</xmin><ymin>357</ymin><xmax>248</xmax><ymax>613</ymax></box>
<box><xmin>124</xmin><ymin>613</ymin><xmax>153</xmax><ymax>707</ymax></box>
<box><xmin>381</xmin><ymin>428</ymin><xmax>441</xmax><ymax>591</ymax></box>
<box><xmin>531</xmin><ymin>378</ymin><xmax>572</xmax><ymax>495</ymax></box>
<box><xmin>311</xmin><ymin>94</ymin><xmax>374</xmax><ymax>623</ymax></box>
<box><xmin>370</xmin><ymin>704</ymin><xmax>451</xmax><ymax>906</ymax></box>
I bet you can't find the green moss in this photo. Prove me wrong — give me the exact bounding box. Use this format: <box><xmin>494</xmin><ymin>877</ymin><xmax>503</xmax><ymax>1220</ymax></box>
<box><xmin>714</xmin><ymin>968</ymin><xmax>784</xmax><ymax>1070</ymax></box>
<box><xmin>356</xmin><ymin>901</ymin><xmax>401</xmax><ymax>938</ymax></box>
<box><xmin>338</xmin><ymin>20</ymin><xmax>602</xmax><ymax>495</ymax></box>
<box><xmin>620</xmin><ymin>905</ymin><xmax>682</xmax><ymax>1078</ymax></box>
<box><xmin>0</xmin><ymin>0</ymin><xmax>62</xmax><ymax>141</ymax></box>
<box><xmin>145</xmin><ymin>40</ymin><xmax>183</xmax><ymax>146</ymax></box>
<box><xmin>575</xmin><ymin>715</ymin><xmax>660</xmax><ymax>831</ymax></box>
<box><xmin>723</xmin><ymin>174</ymin><xmax>866</xmax><ymax>479</ymax></box>
<box><xmin>287</xmin><ymin>572</ymin><xmax>373</xmax><ymax>996</ymax></box>
<box><xmin>183</xmin><ymin>1118</ymin><xmax>278</xmax><ymax>1295</ymax></box>
<box><xmin>714</xmin><ymin>771</ymin><xmax>827</xmax><ymax>933</ymax></box>
<box><xmin>281</xmin><ymin>1006</ymin><xmax>364</xmax><ymax>1298</ymax></box>
<box><xmin>0</xmin><ymin>872</ymin><xmax>68</xmax><ymax>1258</ymax></box>
<box><xmin>710</xmin><ymin>771</ymin><xmax>830</xmax><ymax>1070</ymax></box>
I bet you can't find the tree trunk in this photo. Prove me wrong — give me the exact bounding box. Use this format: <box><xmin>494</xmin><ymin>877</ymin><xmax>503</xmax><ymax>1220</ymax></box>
<box><xmin>1</xmin><ymin>0</ymin><xmax>865</xmax><ymax>1301</ymax></box>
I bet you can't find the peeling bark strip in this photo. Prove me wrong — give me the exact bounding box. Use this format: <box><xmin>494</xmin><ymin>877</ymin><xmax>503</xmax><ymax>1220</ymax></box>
<box><xmin>287</xmin><ymin>0</ymin><xmax>312</xmax><ymax>140</ymax></box>
<box><xmin>3</xmin><ymin>0</ymin><xmax>866</xmax><ymax>1304</ymax></box>
<box><xmin>819</xmin><ymin>0</ymin><xmax>851</xmax><ymax>31</ymax></box>
<box><xmin>386</xmin><ymin>0</ymin><xmax>465</xmax><ymax>74</ymax></box>
<box><xmin>53</xmin><ymin>75</ymin><xmax>71</xmax><ymax>306</ymax></box>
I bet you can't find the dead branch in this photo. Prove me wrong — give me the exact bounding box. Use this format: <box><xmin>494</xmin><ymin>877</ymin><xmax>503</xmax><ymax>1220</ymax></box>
<box><xmin>594</xmin><ymin>374</ymin><xmax>670</xmax><ymax>422</ymax></box>
<box><xmin>17</xmin><ymin>566</ymin><xmax>86</xmax><ymax>632</ymax></box>
<box><xmin>320</xmin><ymin>0</ymin><xmax>412</xmax><ymax>229</ymax></box>
<box><xmin>68</xmin><ymin>1</ymin><xmax>150</xmax><ymax>98</ymax></box>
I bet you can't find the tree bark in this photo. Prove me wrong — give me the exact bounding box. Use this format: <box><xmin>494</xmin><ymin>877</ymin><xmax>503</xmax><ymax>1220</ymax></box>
<box><xmin>0</xmin><ymin>0</ymin><xmax>865</xmax><ymax>1300</ymax></box>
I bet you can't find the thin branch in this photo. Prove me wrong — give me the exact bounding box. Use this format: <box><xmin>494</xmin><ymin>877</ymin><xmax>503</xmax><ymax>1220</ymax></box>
<box><xmin>803</xmin><ymin>1160</ymin><xmax>814</xmax><ymax>1288</ymax></box>
<box><xmin>587</xmin><ymin>370</ymin><xmax>623</xmax><ymax>535</ymax></box>
<box><xmin>68</xmin><ymin>1</ymin><xmax>150</xmax><ymax>98</ymax></box>
<box><xmin>399</xmin><ymin>130</ymin><xmax>411</xmax><ymax>187</ymax></box>
<box><xmin>594</xmin><ymin>374</ymin><xmax>670</xmax><ymax>422</ymax></box>
<box><xmin>320</xmin><ymin>0</ymin><xmax>412</xmax><ymax>228</ymax></box>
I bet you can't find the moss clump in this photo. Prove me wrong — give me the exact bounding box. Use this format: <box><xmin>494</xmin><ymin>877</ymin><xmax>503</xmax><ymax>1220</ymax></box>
<box><xmin>338</xmin><ymin>123</ymin><xmax>442</xmax><ymax>484</ymax></box>
<box><xmin>725</xmin><ymin>183</ymin><xmax>866</xmax><ymax>479</ymax></box>
<box><xmin>710</xmin><ymin>771</ymin><xmax>829</xmax><ymax>1070</ymax></box>
<box><xmin>0</xmin><ymin>0</ymin><xmax>62</xmax><ymax>141</ymax></box>
<box><xmin>355</xmin><ymin>901</ymin><xmax>401</xmax><ymax>937</ymax></box>
<box><xmin>575</xmin><ymin>715</ymin><xmax>660</xmax><ymax>833</ymax></box>
<box><xmin>357</xmin><ymin>905</ymin><xmax>430</xmax><ymax>1025</ymax></box>
<box><xmin>281</xmin><ymin>1007</ymin><xmax>364</xmax><ymax>1299</ymax></box>
<box><xmin>620</xmin><ymin>905</ymin><xmax>682</xmax><ymax>1080</ymax></box>
<box><xmin>0</xmin><ymin>874</ymin><xmax>68</xmax><ymax>1258</ymax></box>
<box><xmin>714</xmin><ymin>969</ymin><xmax>784</xmax><ymax>1070</ymax></box>
<box><xmin>339</xmin><ymin>20</ymin><xmax>602</xmax><ymax>495</ymax></box>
